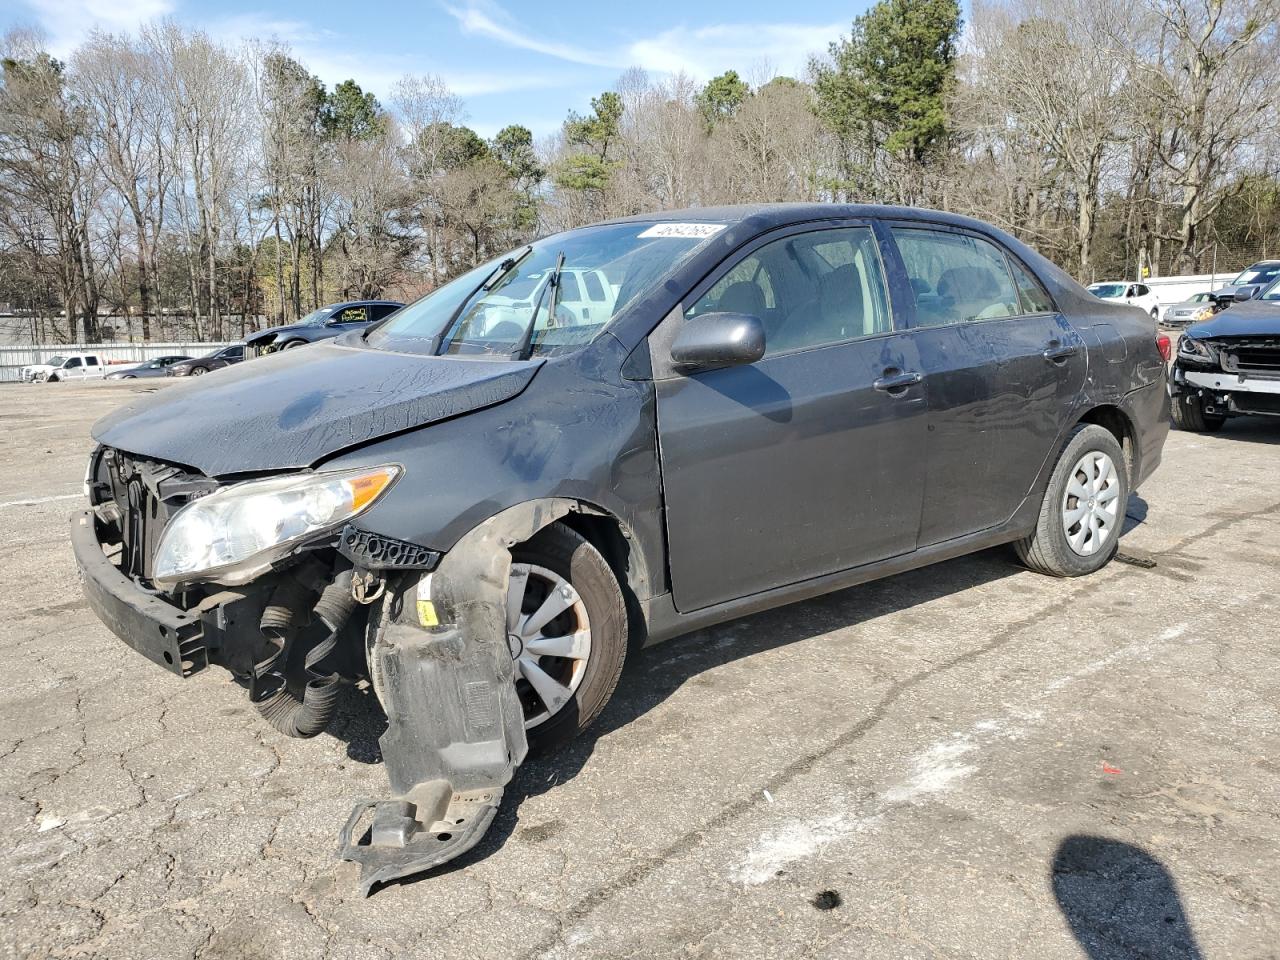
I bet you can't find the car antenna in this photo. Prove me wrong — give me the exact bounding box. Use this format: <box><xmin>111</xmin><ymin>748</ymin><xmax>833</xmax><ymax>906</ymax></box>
<box><xmin>514</xmin><ymin>251</ymin><xmax>564</xmax><ymax>361</ymax></box>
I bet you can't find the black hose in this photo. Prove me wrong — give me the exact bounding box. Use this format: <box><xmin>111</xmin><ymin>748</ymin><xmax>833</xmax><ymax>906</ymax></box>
<box><xmin>252</xmin><ymin>568</ymin><xmax>356</xmax><ymax>739</ymax></box>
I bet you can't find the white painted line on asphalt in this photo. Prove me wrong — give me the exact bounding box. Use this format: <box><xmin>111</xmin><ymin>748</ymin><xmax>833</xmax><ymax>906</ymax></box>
<box><xmin>0</xmin><ymin>493</ymin><xmax>81</xmax><ymax>509</ymax></box>
<box><xmin>731</xmin><ymin>622</ymin><xmax>1196</xmax><ymax>885</ymax></box>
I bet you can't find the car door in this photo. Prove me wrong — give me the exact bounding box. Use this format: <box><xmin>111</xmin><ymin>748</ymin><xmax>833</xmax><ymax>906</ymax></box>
<box><xmin>653</xmin><ymin>221</ymin><xmax>928</xmax><ymax>612</ymax></box>
<box><xmin>886</xmin><ymin>223</ymin><xmax>1087</xmax><ymax>545</ymax></box>
<box><xmin>62</xmin><ymin>357</ymin><xmax>84</xmax><ymax>380</ymax></box>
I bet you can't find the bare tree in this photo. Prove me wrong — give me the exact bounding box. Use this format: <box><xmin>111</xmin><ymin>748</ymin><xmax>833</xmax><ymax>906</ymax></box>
<box><xmin>1129</xmin><ymin>0</ymin><xmax>1280</xmax><ymax>272</ymax></box>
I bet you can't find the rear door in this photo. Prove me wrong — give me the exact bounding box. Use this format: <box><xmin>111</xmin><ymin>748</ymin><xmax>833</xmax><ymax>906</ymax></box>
<box><xmin>653</xmin><ymin>221</ymin><xmax>928</xmax><ymax>612</ymax></box>
<box><xmin>885</xmin><ymin>224</ymin><xmax>1087</xmax><ymax>545</ymax></box>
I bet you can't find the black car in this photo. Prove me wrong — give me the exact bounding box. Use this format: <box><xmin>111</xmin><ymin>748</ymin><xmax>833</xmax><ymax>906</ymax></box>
<box><xmin>72</xmin><ymin>204</ymin><xmax>1169</xmax><ymax>893</ymax></box>
<box><xmin>1170</xmin><ymin>277</ymin><xmax>1280</xmax><ymax>430</ymax></box>
<box><xmin>105</xmin><ymin>355</ymin><xmax>192</xmax><ymax>380</ymax></box>
<box><xmin>168</xmin><ymin>344</ymin><xmax>245</xmax><ymax>377</ymax></box>
<box><xmin>243</xmin><ymin>300</ymin><xmax>404</xmax><ymax>356</ymax></box>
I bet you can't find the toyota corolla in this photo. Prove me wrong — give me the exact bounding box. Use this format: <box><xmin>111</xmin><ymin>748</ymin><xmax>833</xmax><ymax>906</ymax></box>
<box><xmin>71</xmin><ymin>204</ymin><xmax>1170</xmax><ymax>893</ymax></box>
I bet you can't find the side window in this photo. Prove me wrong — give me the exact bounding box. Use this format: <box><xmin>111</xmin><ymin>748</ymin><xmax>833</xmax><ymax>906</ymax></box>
<box><xmin>558</xmin><ymin>272</ymin><xmax>582</xmax><ymax>303</ymax></box>
<box><xmin>337</xmin><ymin>306</ymin><xmax>368</xmax><ymax>323</ymax></box>
<box><xmin>85</xmin><ymin>356</ymin><xmax>99</xmax><ymax>366</ymax></box>
<box><xmin>65</xmin><ymin>357</ymin><xmax>82</xmax><ymax>368</ymax></box>
<box><xmin>1007</xmin><ymin>257</ymin><xmax>1055</xmax><ymax>314</ymax></box>
<box><xmin>583</xmin><ymin>271</ymin><xmax>606</xmax><ymax>302</ymax></box>
<box><xmin>892</xmin><ymin>228</ymin><xmax>1022</xmax><ymax>326</ymax></box>
<box><xmin>686</xmin><ymin>226</ymin><xmax>891</xmax><ymax>357</ymax></box>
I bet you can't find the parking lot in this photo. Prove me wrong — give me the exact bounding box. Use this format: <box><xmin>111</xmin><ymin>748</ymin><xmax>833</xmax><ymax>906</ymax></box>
<box><xmin>1</xmin><ymin>379</ymin><xmax>1277</xmax><ymax>959</ymax></box>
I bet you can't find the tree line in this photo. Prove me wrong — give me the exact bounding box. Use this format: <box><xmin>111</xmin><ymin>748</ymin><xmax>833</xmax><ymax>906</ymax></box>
<box><xmin>1</xmin><ymin>0</ymin><xmax>1276</xmax><ymax>344</ymax></box>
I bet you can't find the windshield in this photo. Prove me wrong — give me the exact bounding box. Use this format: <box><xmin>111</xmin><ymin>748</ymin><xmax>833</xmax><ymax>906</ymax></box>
<box><xmin>1088</xmin><ymin>283</ymin><xmax>1126</xmax><ymax>298</ymax></box>
<box><xmin>365</xmin><ymin>221</ymin><xmax>722</xmax><ymax>358</ymax></box>
<box><xmin>1260</xmin><ymin>279</ymin><xmax>1280</xmax><ymax>301</ymax></box>
<box><xmin>1233</xmin><ymin>264</ymin><xmax>1280</xmax><ymax>285</ymax></box>
<box><xmin>46</xmin><ymin>355</ymin><xmax>67</xmax><ymax>365</ymax></box>
<box><xmin>298</xmin><ymin>308</ymin><xmax>332</xmax><ymax>326</ymax></box>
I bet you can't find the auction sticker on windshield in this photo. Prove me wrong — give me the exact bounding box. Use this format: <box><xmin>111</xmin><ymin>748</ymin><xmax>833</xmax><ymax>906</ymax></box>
<box><xmin>637</xmin><ymin>223</ymin><xmax>726</xmax><ymax>239</ymax></box>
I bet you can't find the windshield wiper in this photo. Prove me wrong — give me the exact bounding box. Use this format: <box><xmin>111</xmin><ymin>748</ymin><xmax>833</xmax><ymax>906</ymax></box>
<box><xmin>427</xmin><ymin>246</ymin><xmax>536</xmax><ymax>355</ymax></box>
<box><xmin>513</xmin><ymin>251</ymin><xmax>564</xmax><ymax>361</ymax></box>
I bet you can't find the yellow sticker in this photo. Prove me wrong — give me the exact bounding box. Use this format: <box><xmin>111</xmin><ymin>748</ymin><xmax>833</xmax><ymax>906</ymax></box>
<box><xmin>416</xmin><ymin>599</ymin><xmax>438</xmax><ymax>627</ymax></box>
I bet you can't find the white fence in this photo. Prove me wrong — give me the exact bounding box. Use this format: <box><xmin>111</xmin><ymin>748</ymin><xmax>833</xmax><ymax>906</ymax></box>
<box><xmin>0</xmin><ymin>341</ymin><xmax>234</xmax><ymax>383</ymax></box>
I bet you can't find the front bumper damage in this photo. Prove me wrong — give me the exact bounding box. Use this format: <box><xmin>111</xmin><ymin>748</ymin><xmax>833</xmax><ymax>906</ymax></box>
<box><xmin>73</xmin><ymin>463</ymin><xmax>579</xmax><ymax>895</ymax></box>
<box><xmin>1172</xmin><ymin>364</ymin><xmax>1280</xmax><ymax>417</ymax></box>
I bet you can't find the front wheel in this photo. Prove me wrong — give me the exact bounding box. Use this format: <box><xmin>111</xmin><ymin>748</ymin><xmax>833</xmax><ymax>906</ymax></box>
<box><xmin>368</xmin><ymin>524</ymin><xmax>629</xmax><ymax>754</ymax></box>
<box><xmin>508</xmin><ymin>525</ymin><xmax>628</xmax><ymax>752</ymax></box>
<box><xmin>189</xmin><ymin>366</ymin><xmax>206</xmax><ymax>376</ymax></box>
<box><xmin>282</xmin><ymin>339</ymin><xmax>307</xmax><ymax>349</ymax></box>
<box><xmin>1016</xmin><ymin>424</ymin><xmax>1128</xmax><ymax>577</ymax></box>
<box><xmin>1170</xmin><ymin>392</ymin><xmax>1225</xmax><ymax>432</ymax></box>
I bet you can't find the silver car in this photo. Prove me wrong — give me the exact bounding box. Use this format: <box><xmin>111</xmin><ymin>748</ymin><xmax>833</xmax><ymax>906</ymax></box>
<box><xmin>1162</xmin><ymin>292</ymin><xmax>1214</xmax><ymax>328</ymax></box>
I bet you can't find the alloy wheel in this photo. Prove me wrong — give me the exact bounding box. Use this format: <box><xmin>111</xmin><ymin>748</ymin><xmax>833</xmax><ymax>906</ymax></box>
<box><xmin>1061</xmin><ymin>451</ymin><xmax>1121</xmax><ymax>556</ymax></box>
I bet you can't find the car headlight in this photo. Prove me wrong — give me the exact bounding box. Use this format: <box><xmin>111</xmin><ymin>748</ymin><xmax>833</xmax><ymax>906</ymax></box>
<box><xmin>153</xmin><ymin>464</ymin><xmax>400</xmax><ymax>587</ymax></box>
<box><xmin>1177</xmin><ymin>335</ymin><xmax>1213</xmax><ymax>362</ymax></box>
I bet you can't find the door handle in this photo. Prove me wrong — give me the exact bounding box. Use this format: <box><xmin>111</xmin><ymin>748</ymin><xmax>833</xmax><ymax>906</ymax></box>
<box><xmin>1042</xmin><ymin>342</ymin><xmax>1078</xmax><ymax>363</ymax></box>
<box><xmin>873</xmin><ymin>370</ymin><xmax>922</xmax><ymax>394</ymax></box>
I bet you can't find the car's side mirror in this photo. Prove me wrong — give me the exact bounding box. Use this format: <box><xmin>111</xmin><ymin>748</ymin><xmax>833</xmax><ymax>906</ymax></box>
<box><xmin>670</xmin><ymin>312</ymin><xmax>766</xmax><ymax>373</ymax></box>
<box><xmin>1234</xmin><ymin>285</ymin><xmax>1260</xmax><ymax>302</ymax></box>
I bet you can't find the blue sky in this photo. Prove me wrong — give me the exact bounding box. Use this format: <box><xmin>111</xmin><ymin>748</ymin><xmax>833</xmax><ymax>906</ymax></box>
<box><xmin>4</xmin><ymin>0</ymin><xmax>876</xmax><ymax>138</ymax></box>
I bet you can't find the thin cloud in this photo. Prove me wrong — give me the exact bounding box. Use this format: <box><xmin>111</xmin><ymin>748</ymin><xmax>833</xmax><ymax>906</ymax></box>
<box><xmin>443</xmin><ymin>0</ymin><xmax>615</xmax><ymax>68</ymax></box>
<box><xmin>444</xmin><ymin>1</ymin><xmax>841</xmax><ymax>83</ymax></box>
<box><xmin>627</xmin><ymin>21</ymin><xmax>844</xmax><ymax>81</ymax></box>
<box><xmin>13</xmin><ymin>0</ymin><xmax>175</xmax><ymax>55</ymax></box>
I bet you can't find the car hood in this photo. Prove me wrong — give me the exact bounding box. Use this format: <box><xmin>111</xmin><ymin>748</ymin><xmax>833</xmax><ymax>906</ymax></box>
<box><xmin>92</xmin><ymin>339</ymin><xmax>542</xmax><ymax>476</ymax></box>
<box><xmin>1186</xmin><ymin>299</ymin><xmax>1280</xmax><ymax>339</ymax></box>
<box><xmin>245</xmin><ymin>321</ymin><xmax>321</xmax><ymax>343</ymax></box>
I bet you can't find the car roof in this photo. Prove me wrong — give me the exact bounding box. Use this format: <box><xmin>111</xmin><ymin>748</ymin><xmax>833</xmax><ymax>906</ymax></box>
<box><xmin>327</xmin><ymin>300</ymin><xmax>403</xmax><ymax>308</ymax></box>
<box><xmin>601</xmin><ymin>202</ymin><xmax>1025</xmax><ymax>234</ymax></box>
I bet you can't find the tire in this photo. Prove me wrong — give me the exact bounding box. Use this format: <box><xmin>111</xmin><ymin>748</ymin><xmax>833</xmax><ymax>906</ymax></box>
<box><xmin>510</xmin><ymin>524</ymin><xmax>628</xmax><ymax>753</ymax></box>
<box><xmin>282</xmin><ymin>339</ymin><xmax>307</xmax><ymax>349</ymax></box>
<box><xmin>1016</xmin><ymin>424</ymin><xmax>1128</xmax><ymax>578</ymax></box>
<box><xmin>46</xmin><ymin>375</ymin><xmax>59</xmax><ymax>383</ymax></box>
<box><xmin>1170</xmin><ymin>392</ymin><xmax>1225</xmax><ymax>432</ymax></box>
<box><xmin>189</xmin><ymin>366</ymin><xmax>206</xmax><ymax>376</ymax></box>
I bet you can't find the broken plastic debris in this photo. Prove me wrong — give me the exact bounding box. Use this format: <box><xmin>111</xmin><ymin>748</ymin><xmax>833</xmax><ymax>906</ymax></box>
<box><xmin>1102</xmin><ymin>763</ymin><xmax>1123</xmax><ymax>775</ymax></box>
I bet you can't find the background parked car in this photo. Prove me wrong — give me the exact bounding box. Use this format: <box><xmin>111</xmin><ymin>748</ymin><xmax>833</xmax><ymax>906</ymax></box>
<box><xmin>105</xmin><ymin>355</ymin><xmax>192</xmax><ymax>380</ymax></box>
<box><xmin>1170</xmin><ymin>277</ymin><xmax>1280</xmax><ymax>430</ymax></box>
<box><xmin>1087</xmin><ymin>281</ymin><xmax>1160</xmax><ymax>318</ymax></box>
<box><xmin>20</xmin><ymin>353</ymin><xmax>106</xmax><ymax>382</ymax></box>
<box><xmin>244</xmin><ymin>301</ymin><xmax>403</xmax><ymax>357</ymax></box>
<box><xmin>168</xmin><ymin>344</ymin><xmax>244</xmax><ymax>377</ymax></box>
<box><xmin>1214</xmin><ymin>260</ymin><xmax>1280</xmax><ymax>302</ymax></box>
<box><xmin>1161</xmin><ymin>292</ymin><xmax>1215</xmax><ymax>327</ymax></box>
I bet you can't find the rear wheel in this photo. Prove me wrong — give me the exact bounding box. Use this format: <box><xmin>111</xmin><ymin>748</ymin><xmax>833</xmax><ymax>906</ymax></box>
<box><xmin>1170</xmin><ymin>392</ymin><xmax>1225</xmax><ymax>432</ymax></box>
<box><xmin>1016</xmin><ymin>424</ymin><xmax>1128</xmax><ymax>577</ymax></box>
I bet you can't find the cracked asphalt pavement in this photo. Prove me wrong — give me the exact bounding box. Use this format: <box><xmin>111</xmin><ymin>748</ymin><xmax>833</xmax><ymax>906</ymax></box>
<box><xmin>1</xmin><ymin>381</ymin><xmax>1277</xmax><ymax>959</ymax></box>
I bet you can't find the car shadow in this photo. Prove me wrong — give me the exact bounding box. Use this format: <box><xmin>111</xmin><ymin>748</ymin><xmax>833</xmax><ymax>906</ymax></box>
<box><xmin>1123</xmin><ymin>493</ymin><xmax>1149</xmax><ymax>535</ymax></box>
<box><xmin>1051</xmin><ymin>835</ymin><xmax>1204</xmax><ymax>959</ymax></box>
<box><xmin>327</xmin><ymin>544</ymin><xmax>1029</xmax><ymax>881</ymax></box>
<box><xmin>1210</xmin><ymin>417</ymin><xmax>1280</xmax><ymax>445</ymax></box>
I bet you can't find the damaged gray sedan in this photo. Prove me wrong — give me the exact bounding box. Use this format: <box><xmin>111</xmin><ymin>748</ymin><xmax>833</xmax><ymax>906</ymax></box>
<box><xmin>71</xmin><ymin>204</ymin><xmax>1170</xmax><ymax>894</ymax></box>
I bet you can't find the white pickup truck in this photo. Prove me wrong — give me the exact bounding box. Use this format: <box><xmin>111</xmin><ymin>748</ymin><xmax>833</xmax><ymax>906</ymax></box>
<box><xmin>19</xmin><ymin>352</ymin><xmax>108</xmax><ymax>382</ymax></box>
